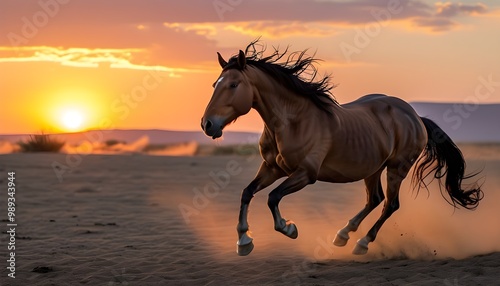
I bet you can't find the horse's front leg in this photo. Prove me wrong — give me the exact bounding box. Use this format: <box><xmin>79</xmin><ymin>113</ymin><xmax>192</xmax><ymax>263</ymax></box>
<box><xmin>268</xmin><ymin>168</ymin><xmax>316</xmax><ymax>239</ymax></box>
<box><xmin>237</xmin><ymin>162</ymin><xmax>284</xmax><ymax>256</ymax></box>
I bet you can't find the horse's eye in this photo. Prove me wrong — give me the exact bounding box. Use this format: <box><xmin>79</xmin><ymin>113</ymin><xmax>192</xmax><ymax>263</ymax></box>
<box><xmin>229</xmin><ymin>83</ymin><xmax>238</xmax><ymax>88</ymax></box>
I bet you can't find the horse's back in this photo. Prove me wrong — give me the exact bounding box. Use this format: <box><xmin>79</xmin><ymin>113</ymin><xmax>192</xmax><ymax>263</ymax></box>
<box><xmin>340</xmin><ymin>94</ymin><xmax>427</xmax><ymax>165</ymax></box>
<box><xmin>341</xmin><ymin>93</ymin><xmax>388</xmax><ymax>106</ymax></box>
<box><xmin>342</xmin><ymin>94</ymin><xmax>413</xmax><ymax>112</ymax></box>
<box><xmin>342</xmin><ymin>94</ymin><xmax>422</xmax><ymax>123</ymax></box>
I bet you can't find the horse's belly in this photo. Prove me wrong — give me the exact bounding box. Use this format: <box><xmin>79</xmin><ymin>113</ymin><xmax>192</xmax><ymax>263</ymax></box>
<box><xmin>317</xmin><ymin>169</ymin><xmax>359</xmax><ymax>183</ymax></box>
<box><xmin>318</xmin><ymin>155</ymin><xmax>386</xmax><ymax>183</ymax></box>
<box><xmin>317</xmin><ymin>165</ymin><xmax>369</xmax><ymax>183</ymax></box>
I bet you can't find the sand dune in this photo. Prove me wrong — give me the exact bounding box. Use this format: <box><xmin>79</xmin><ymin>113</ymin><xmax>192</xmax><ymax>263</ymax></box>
<box><xmin>0</xmin><ymin>145</ymin><xmax>499</xmax><ymax>285</ymax></box>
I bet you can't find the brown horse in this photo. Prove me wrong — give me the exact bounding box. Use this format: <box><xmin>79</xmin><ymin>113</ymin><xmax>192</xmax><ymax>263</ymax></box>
<box><xmin>201</xmin><ymin>40</ymin><xmax>483</xmax><ymax>256</ymax></box>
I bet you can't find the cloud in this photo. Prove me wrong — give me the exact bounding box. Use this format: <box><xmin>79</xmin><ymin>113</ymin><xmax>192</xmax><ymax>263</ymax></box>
<box><xmin>412</xmin><ymin>17</ymin><xmax>457</xmax><ymax>32</ymax></box>
<box><xmin>224</xmin><ymin>21</ymin><xmax>335</xmax><ymax>38</ymax></box>
<box><xmin>166</xmin><ymin>21</ymin><xmax>336</xmax><ymax>39</ymax></box>
<box><xmin>0</xmin><ymin>0</ymin><xmax>494</xmax><ymax>68</ymax></box>
<box><xmin>435</xmin><ymin>2</ymin><xmax>488</xmax><ymax>18</ymax></box>
<box><xmin>0</xmin><ymin>19</ymin><xmax>220</xmax><ymax>69</ymax></box>
<box><xmin>0</xmin><ymin>1</ymin><xmax>492</xmax><ymax>41</ymax></box>
<box><xmin>409</xmin><ymin>2</ymin><xmax>489</xmax><ymax>32</ymax></box>
<box><xmin>208</xmin><ymin>0</ymin><xmax>432</xmax><ymax>24</ymax></box>
<box><xmin>0</xmin><ymin>46</ymin><xmax>209</xmax><ymax>75</ymax></box>
<box><xmin>0</xmin><ymin>1</ymin><xmax>221</xmax><ymax>68</ymax></box>
<box><xmin>164</xmin><ymin>23</ymin><xmax>218</xmax><ymax>37</ymax></box>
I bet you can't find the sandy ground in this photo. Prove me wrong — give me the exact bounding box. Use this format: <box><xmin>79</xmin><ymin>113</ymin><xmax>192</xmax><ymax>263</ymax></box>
<box><xmin>0</xmin><ymin>144</ymin><xmax>499</xmax><ymax>285</ymax></box>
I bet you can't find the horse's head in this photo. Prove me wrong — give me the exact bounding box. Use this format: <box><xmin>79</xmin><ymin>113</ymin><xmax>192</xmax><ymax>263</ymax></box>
<box><xmin>201</xmin><ymin>50</ymin><xmax>254</xmax><ymax>139</ymax></box>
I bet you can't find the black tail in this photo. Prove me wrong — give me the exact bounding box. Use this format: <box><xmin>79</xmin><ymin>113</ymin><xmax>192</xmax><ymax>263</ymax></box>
<box><xmin>413</xmin><ymin>117</ymin><xmax>483</xmax><ymax>209</ymax></box>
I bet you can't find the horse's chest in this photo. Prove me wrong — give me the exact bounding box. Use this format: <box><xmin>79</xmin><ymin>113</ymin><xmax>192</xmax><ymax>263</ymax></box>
<box><xmin>261</xmin><ymin>147</ymin><xmax>297</xmax><ymax>175</ymax></box>
<box><xmin>275</xmin><ymin>154</ymin><xmax>295</xmax><ymax>175</ymax></box>
<box><xmin>260</xmin><ymin>131</ymin><xmax>312</xmax><ymax>175</ymax></box>
<box><xmin>273</xmin><ymin>149</ymin><xmax>310</xmax><ymax>175</ymax></box>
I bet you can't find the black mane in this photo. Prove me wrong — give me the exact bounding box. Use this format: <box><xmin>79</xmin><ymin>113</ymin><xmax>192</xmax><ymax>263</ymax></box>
<box><xmin>224</xmin><ymin>40</ymin><xmax>338</xmax><ymax>114</ymax></box>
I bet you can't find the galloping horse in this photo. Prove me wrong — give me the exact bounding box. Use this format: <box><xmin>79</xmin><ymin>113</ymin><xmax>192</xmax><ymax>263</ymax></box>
<box><xmin>201</xmin><ymin>41</ymin><xmax>483</xmax><ymax>256</ymax></box>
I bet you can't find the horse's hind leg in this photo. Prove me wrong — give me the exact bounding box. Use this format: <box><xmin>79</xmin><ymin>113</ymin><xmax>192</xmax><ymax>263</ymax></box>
<box><xmin>237</xmin><ymin>162</ymin><xmax>284</xmax><ymax>256</ymax></box>
<box><xmin>334</xmin><ymin>168</ymin><xmax>385</xmax><ymax>247</ymax></box>
<box><xmin>353</xmin><ymin>167</ymin><xmax>404</xmax><ymax>255</ymax></box>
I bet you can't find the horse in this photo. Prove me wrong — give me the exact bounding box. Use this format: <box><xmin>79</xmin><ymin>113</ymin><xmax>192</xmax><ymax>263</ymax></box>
<box><xmin>200</xmin><ymin>40</ymin><xmax>483</xmax><ymax>256</ymax></box>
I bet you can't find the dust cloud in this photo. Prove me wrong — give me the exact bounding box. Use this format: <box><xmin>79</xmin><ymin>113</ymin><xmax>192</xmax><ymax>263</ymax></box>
<box><xmin>61</xmin><ymin>135</ymin><xmax>198</xmax><ymax>156</ymax></box>
<box><xmin>177</xmin><ymin>148</ymin><xmax>500</xmax><ymax>262</ymax></box>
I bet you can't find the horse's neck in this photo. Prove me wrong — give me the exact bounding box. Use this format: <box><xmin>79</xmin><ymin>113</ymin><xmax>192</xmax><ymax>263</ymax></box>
<box><xmin>247</xmin><ymin>67</ymin><xmax>323</xmax><ymax>132</ymax></box>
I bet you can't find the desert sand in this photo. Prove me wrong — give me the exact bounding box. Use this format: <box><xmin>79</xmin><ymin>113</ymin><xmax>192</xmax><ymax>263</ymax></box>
<box><xmin>1</xmin><ymin>144</ymin><xmax>500</xmax><ymax>285</ymax></box>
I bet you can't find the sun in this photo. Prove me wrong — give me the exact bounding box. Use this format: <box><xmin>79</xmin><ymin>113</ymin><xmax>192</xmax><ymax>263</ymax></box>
<box><xmin>61</xmin><ymin>109</ymin><xmax>84</xmax><ymax>131</ymax></box>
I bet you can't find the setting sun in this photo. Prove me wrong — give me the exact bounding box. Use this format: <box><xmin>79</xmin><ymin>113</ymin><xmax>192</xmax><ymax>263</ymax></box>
<box><xmin>61</xmin><ymin>109</ymin><xmax>84</xmax><ymax>131</ymax></box>
<box><xmin>39</xmin><ymin>89</ymin><xmax>106</xmax><ymax>133</ymax></box>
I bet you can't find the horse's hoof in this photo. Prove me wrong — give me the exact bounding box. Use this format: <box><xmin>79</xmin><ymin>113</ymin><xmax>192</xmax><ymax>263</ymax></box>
<box><xmin>280</xmin><ymin>220</ymin><xmax>298</xmax><ymax>239</ymax></box>
<box><xmin>237</xmin><ymin>240</ymin><xmax>254</xmax><ymax>256</ymax></box>
<box><xmin>237</xmin><ymin>232</ymin><xmax>254</xmax><ymax>256</ymax></box>
<box><xmin>352</xmin><ymin>238</ymin><xmax>369</xmax><ymax>255</ymax></box>
<box><xmin>333</xmin><ymin>230</ymin><xmax>349</xmax><ymax>247</ymax></box>
<box><xmin>275</xmin><ymin>219</ymin><xmax>298</xmax><ymax>239</ymax></box>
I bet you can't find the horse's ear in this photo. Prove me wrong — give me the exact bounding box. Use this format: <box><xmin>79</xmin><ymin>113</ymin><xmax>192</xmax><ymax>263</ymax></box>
<box><xmin>237</xmin><ymin>50</ymin><xmax>246</xmax><ymax>69</ymax></box>
<box><xmin>217</xmin><ymin>52</ymin><xmax>227</xmax><ymax>69</ymax></box>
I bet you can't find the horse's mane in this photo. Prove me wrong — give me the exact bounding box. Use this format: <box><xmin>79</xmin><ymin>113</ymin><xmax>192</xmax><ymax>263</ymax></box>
<box><xmin>224</xmin><ymin>39</ymin><xmax>338</xmax><ymax>114</ymax></box>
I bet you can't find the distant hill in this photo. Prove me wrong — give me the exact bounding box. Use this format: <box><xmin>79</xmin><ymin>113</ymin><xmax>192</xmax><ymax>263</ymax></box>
<box><xmin>0</xmin><ymin>129</ymin><xmax>261</xmax><ymax>146</ymax></box>
<box><xmin>410</xmin><ymin>102</ymin><xmax>500</xmax><ymax>143</ymax></box>
<box><xmin>1</xmin><ymin>102</ymin><xmax>499</xmax><ymax>145</ymax></box>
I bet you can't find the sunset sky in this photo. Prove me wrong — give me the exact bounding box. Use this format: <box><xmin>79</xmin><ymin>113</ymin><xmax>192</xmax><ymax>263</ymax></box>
<box><xmin>1</xmin><ymin>0</ymin><xmax>499</xmax><ymax>134</ymax></box>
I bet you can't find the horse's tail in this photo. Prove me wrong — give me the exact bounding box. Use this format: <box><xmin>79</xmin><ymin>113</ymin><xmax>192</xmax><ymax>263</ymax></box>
<box><xmin>413</xmin><ymin>117</ymin><xmax>483</xmax><ymax>209</ymax></box>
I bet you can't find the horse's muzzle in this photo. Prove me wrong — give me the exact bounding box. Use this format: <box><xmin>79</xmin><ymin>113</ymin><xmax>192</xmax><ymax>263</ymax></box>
<box><xmin>201</xmin><ymin>116</ymin><xmax>224</xmax><ymax>139</ymax></box>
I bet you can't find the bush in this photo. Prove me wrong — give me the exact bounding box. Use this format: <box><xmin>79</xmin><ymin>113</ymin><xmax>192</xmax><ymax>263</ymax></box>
<box><xmin>197</xmin><ymin>144</ymin><xmax>259</xmax><ymax>156</ymax></box>
<box><xmin>105</xmin><ymin>139</ymin><xmax>125</xmax><ymax>147</ymax></box>
<box><xmin>18</xmin><ymin>134</ymin><xmax>65</xmax><ymax>153</ymax></box>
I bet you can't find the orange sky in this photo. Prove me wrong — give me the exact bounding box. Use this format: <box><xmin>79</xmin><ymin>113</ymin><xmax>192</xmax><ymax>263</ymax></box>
<box><xmin>1</xmin><ymin>0</ymin><xmax>499</xmax><ymax>134</ymax></box>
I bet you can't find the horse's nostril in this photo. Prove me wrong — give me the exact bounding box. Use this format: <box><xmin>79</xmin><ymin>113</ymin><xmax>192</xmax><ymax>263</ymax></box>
<box><xmin>205</xmin><ymin>120</ymin><xmax>213</xmax><ymax>130</ymax></box>
<box><xmin>201</xmin><ymin>122</ymin><xmax>205</xmax><ymax>131</ymax></box>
